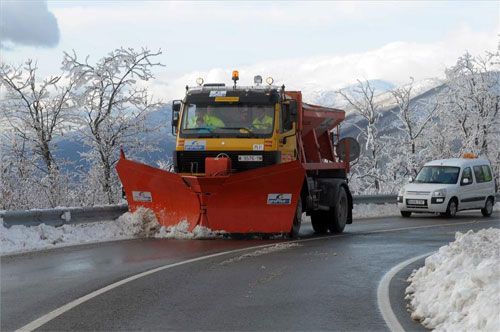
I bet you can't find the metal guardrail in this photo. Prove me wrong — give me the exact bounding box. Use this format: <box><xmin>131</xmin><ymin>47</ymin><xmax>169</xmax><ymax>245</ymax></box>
<box><xmin>1</xmin><ymin>194</ymin><xmax>498</xmax><ymax>228</ymax></box>
<box><xmin>1</xmin><ymin>204</ymin><xmax>128</xmax><ymax>228</ymax></box>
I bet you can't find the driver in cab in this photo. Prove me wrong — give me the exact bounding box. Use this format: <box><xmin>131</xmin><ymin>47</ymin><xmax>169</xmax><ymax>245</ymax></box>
<box><xmin>252</xmin><ymin>106</ymin><xmax>273</xmax><ymax>131</ymax></box>
<box><xmin>190</xmin><ymin>107</ymin><xmax>225</xmax><ymax>129</ymax></box>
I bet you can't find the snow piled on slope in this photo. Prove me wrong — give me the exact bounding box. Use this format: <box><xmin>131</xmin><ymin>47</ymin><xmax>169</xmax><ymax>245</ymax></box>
<box><xmin>0</xmin><ymin>208</ymin><xmax>222</xmax><ymax>256</ymax></box>
<box><xmin>405</xmin><ymin>228</ymin><xmax>500</xmax><ymax>331</ymax></box>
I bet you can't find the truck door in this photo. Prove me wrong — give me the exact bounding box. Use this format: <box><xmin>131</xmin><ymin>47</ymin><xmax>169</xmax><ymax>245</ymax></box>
<box><xmin>278</xmin><ymin>102</ymin><xmax>297</xmax><ymax>163</ymax></box>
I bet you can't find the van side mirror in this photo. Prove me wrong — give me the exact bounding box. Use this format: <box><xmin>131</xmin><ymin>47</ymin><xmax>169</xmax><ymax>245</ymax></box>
<box><xmin>461</xmin><ymin>177</ymin><xmax>470</xmax><ymax>185</ymax></box>
<box><xmin>171</xmin><ymin>100</ymin><xmax>181</xmax><ymax>134</ymax></box>
<box><xmin>409</xmin><ymin>176</ymin><xmax>414</xmax><ymax>183</ymax></box>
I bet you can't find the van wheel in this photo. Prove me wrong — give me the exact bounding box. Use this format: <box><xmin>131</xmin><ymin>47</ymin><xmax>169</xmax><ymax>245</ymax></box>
<box><xmin>481</xmin><ymin>198</ymin><xmax>494</xmax><ymax>217</ymax></box>
<box><xmin>311</xmin><ymin>211</ymin><xmax>328</xmax><ymax>234</ymax></box>
<box><xmin>328</xmin><ymin>186</ymin><xmax>348</xmax><ymax>234</ymax></box>
<box><xmin>289</xmin><ymin>198</ymin><xmax>302</xmax><ymax>238</ymax></box>
<box><xmin>401</xmin><ymin>211</ymin><xmax>411</xmax><ymax>218</ymax></box>
<box><xmin>445</xmin><ymin>198</ymin><xmax>458</xmax><ymax>218</ymax></box>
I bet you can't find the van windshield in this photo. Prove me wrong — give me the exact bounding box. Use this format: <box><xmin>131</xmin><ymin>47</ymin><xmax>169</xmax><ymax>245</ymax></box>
<box><xmin>414</xmin><ymin>166</ymin><xmax>460</xmax><ymax>184</ymax></box>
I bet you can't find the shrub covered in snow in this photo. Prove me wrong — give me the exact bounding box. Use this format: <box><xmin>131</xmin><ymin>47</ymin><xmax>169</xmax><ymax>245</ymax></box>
<box><xmin>405</xmin><ymin>228</ymin><xmax>500</xmax><ymax>331</ymax></box>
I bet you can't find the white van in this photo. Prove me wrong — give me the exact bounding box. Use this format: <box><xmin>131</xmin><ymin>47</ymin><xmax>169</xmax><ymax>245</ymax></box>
<box><xmin>397</xmin><ymin>157</ymin><xmax>496</xmax><ymax>217</ymax></box>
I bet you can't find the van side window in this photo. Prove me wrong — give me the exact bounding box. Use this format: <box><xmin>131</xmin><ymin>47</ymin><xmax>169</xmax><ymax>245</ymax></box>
<box><xmin>482</xmin><ymin>165</ymin><xmax>492</xmax><ymax>182</ymax></box>
<box><xmin>461</xmin><ymin>167</ymin><xmax>472</xmax><ymax>183</ymax></box>
<box><xmin>473</xmin><ymin>165</ymin><xmax>492</xmax><ymax>183</ymax></box>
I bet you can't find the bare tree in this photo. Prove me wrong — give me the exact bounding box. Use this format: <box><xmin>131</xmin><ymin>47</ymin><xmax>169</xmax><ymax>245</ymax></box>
<box><xmin>63</xmin><ymin>47</ymin><xmax>164</xmax><ymax>204</ymax></box>
<box><xmin>337</xmin><ymin>80</ymin><xmax>384</xmax><ymax>192</ymax></box>
<box><xmin>0</xmin><ymin>60</ymin><xmax>77</xmax><ymax>207</ymax></box>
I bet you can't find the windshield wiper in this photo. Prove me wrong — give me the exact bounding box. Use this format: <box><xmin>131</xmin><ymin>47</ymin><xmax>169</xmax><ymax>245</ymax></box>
<box><xmin>183</xmin><ymin>127</ymin><xmax>214</xmax><ymax>133</ymax></box>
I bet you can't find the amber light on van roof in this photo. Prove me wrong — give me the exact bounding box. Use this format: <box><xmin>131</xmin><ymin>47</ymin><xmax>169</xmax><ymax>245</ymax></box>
<box><xmin>462</xmin><ymin>153</ymin><xmax>477</xmax><ymax>159</ymax></box>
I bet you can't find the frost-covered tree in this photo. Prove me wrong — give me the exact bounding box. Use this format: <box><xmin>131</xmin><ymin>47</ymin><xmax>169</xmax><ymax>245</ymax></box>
<box><xmin>388</xmin><ymin>77</ymin><xmax>439</xmax><ymax>177</ymax></box>
<box><xmin>437</xmin><ymin>50</ymin><xmax>500</xmax><ymax>175</ymax></box>
<box><xmin>338</xmin><ymin>80</ymin><xmax>385</xmax><ymax>192</ymax></box>
<box><xmin>0</xmin><ymin>60</ymin><xmax>78</xmax><ymax>207</ymax></box>
<box><xmin>63</xmin><ymin>48</ymin><xmax>164</xmax><ymax>204</ymax></box>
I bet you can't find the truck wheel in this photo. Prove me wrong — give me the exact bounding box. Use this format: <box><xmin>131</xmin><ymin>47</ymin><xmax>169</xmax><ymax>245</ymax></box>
<box><xmin>311</xmin><ymin>211</ymin><xmax>328</xmax><ymax>234</ymax></box>
<box><xmin>481</xmin><ymin>197</ymin><xmax>494</xmax><ymax>217</ymax></box>
<box><xmin>444</xmin><ymin>198</ymin><xmax>458</xmax><ymax>218</ymax></box>
<box><xmin>289</xmin><ymin>198</ymin><xmax>302</xmax><ymax>238</ymax></box>
<box><xmin>328</xmin><ymin>186</ymin><xmax>348</xmax><ymax>234</ymax></box>
<box><xmin>401</xmin><ymin>211</ymin><xmax>411</xmax><ymax>218</ymax></box>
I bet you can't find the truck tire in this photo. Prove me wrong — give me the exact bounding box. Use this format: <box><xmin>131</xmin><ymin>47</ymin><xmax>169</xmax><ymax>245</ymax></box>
<box><xmin>328</xmin><ymin>186</ymin><xmax>348</xmax><ymax>233</ymax></box>
<box><xmin>311</xmin><ymin>211</ymin><xmax>328</xmax><ymax>234</ymax></box>
<box><xmin>481</xmin><ymin>197</ymin><xmax>494</xmax><ymax>217</ymax></box>
<box><xmin>289</xmin><ymin>198</ymin><xmax>302</xmax><ymax>238</ymax></box>
<box><xmin>401</xmin><ymin>211</ymin><xmax>411</xmax><ymax>218</ymax></box>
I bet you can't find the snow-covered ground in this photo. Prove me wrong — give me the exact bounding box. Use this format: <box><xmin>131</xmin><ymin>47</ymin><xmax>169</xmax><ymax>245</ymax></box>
<box><xmin>406</xmin><ymin>228</ymin><xmax>500</xmax><ymax>331</ymax></box>
<box><xmin>0</xmin><ymin>208</ymin><xmax>229</xmax><ymax>256</ymax></box>
<box><xmin>353</xmin><ymin>203</ymin><xmax>399</xmax><ymax>219</ymax></box>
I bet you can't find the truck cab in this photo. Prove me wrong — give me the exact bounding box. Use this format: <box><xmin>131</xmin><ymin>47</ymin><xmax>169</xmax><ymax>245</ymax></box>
<box><xmin>171</xmin><ymin>82</ymin><xmax>298</xmax><ymax>174</ymax></box>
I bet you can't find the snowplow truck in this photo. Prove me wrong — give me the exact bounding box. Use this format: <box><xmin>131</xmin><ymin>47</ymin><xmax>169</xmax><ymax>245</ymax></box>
<box><xmin>116</xmin><ymin>72</ymin><xmax>358</xmax><ymax>236</ymax></box>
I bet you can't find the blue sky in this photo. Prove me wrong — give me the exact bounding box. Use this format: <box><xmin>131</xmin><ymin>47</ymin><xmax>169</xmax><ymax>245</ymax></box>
<box><xmin>1</xmin><ymin>1</ymin><xmax>498</xmax><ymax>99</ymax></box>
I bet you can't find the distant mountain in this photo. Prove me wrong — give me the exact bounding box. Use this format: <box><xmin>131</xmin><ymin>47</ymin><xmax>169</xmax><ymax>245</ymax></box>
<box><xmin>305</xmin><ymin>79</ymin><xmax>397</xmax><ymax>108</ymax></box>
<box><xmin>53</xmin><ymin>105</ymin><xmax>176</xmax><ymax>171</ymax></box>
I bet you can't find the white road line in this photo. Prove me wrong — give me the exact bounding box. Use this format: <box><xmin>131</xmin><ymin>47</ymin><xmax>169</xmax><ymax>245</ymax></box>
<box><xmin>377</xmin><ymin>252</ymin><xmax>433</xmax><ymax>332</ymax></box>
<box><xmin>17</xmin><ymin>218</ymin><xmax>498</xmax><ymax>331</ymax></box>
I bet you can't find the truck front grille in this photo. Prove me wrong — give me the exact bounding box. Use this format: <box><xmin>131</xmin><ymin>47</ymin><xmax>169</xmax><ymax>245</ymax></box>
<box><xmin>175</xmin><ymin>151</ymin><xmax>280</xmax><ymax>173</ymax></box>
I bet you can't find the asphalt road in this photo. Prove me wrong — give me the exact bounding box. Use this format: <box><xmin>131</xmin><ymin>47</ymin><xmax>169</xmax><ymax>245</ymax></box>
<box><xmin>2</xmin><ymin>211</ymin><xmax>498</xmax><ymax>331</ymax></box>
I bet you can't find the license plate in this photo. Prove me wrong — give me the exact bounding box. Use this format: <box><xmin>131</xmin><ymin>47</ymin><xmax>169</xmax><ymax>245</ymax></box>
<box><xmin>238</xmin><ymin>155</ymin><xmax>262</xmax><ymax>162</ymax></box>
<box><xmin>408</xmin><ymin>199</ymin><xmax>425</xmax><ymax>205</ymax></box>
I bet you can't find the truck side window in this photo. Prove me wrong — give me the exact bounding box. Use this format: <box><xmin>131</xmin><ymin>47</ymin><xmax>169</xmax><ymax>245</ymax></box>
<box><xmin>281</xmin><ymin>103</ymin><xmax>293</xmax><ymax>132</ymax></box>
<box><xmin>461</xmin><ymin>167</ymin><xmax>472</xmax><ymax>184</ymax></box>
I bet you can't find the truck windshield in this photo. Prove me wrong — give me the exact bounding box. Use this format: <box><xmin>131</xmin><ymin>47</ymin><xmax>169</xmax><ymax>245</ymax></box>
<box><xmin>180</xmin><ymin>103</ymin><xmax>275</xmax><ymax>137</ymax></box>
<box><xmin>414</xmin><ymin>166</ymin><xmax>460</xmax><ymax>184</ymax></box>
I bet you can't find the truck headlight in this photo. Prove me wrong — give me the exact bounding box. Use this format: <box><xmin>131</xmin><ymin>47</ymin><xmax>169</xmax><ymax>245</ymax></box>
<box><xmin>398</xmin><ymin>188</ymin><xmax>405</xmax><ymax>196</ymax></box>
<box><xmin>432</xmin><ymin>189</ymin><xmax>446</xmax><ymax>197</ymax></box>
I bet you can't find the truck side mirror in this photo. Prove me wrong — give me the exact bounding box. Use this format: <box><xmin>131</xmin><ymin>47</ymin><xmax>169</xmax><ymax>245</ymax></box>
<box><xmin>289</xmin><ymin>100</ymin><xmax>298</xmax><ymax>122</ymax></box>
<box><xmin>409</xmin><ymin>176</ymin><xmax>414</xmax><ymax>183</ymax></box>
<box><xmin>281</xmin><ymin>100</ymin><xmax>297</xmax><ymax>132</ymax></box>
<box><xmin>171</xmin><ymin>100</ymin><xmax>181</xmax><ymax>134</ymax></box>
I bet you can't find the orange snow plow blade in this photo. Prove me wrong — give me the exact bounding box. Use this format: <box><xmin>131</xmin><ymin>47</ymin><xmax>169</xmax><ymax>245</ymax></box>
<box><xmin>116</xmin><ymin>154</ymin><xmax>305</xmax><ymax>234</ymax></box>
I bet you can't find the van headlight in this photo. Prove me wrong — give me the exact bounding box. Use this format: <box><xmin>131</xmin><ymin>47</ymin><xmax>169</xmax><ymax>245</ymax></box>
<box><xmin>432</xmin><ymin>189</ymin><xmax>447</xmax><ymax>197</ymax></box>
<box><xmin>398</xmin><ymin>188</ymin><xmax>405</xmax><ymax>196</ymax></box>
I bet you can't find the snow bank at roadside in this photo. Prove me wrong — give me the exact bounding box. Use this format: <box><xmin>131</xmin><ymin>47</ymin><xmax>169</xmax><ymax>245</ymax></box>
<box><xmin>0</xmin><ymin>209</ymin><xmax>222</xmax><ymax>256</ymax></box>
<box><xmin>405</xmin><ymin>228</ymin><xmax>500</xmax><ymax>331</ymax></box>
<box><xmin>353</xmin><ymin>203</ymin><xmax>399</xmax><ymax>219</ymax></box>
